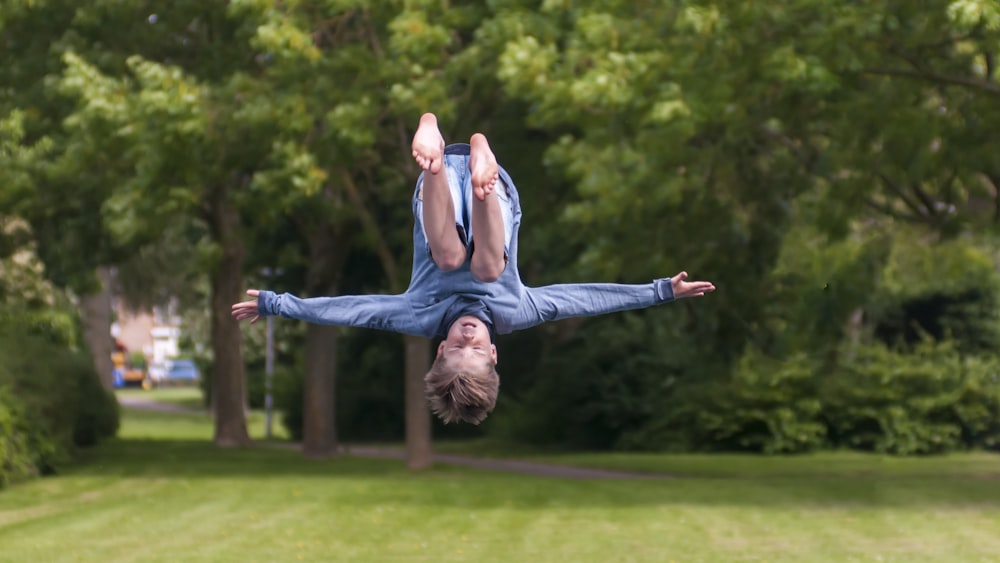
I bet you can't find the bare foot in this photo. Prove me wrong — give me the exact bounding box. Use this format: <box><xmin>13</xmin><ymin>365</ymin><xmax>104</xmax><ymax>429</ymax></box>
<box><xmin>469</xmin><ymin>133</ymin><xmax>499</xmax><ymax>201</ymax></box>
<box><xmin>412</xmin><ymin>113</ymin><xmax>445</xmax><ymax>173</ymax></box>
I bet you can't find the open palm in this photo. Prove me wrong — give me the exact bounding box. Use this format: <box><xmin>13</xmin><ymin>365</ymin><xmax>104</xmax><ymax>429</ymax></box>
<box><xmin>671</xmin><ymin>272</ymin><xmax>716</xmax><ymax>299</ymax></box>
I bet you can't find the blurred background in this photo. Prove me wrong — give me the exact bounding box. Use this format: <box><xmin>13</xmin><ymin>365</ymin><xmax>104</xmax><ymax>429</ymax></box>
<box><xmin>2</xmin><ymin>0</ymin><xmax>1000</xmax><ymax>478</ymax></box>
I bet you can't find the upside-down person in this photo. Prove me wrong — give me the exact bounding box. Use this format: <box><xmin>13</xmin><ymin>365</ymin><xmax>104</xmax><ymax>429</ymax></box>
<box><xmin>232</xmin><ymin>113</ymin><xmax>715</xmax><ymax>425</ymax></box>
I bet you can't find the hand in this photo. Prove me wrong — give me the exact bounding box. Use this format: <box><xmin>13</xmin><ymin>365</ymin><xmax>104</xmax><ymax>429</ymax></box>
<box><xmin>671</xmin><ymin>272</ymin><xmax>716</xmax><ymax>299</ymax></box>
<box><xmin>231</xmin><ymin>289</ymin><xmax>262</xmax><ymax>324</ymax></box>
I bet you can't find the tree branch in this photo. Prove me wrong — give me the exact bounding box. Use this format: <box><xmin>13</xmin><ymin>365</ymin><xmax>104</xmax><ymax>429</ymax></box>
<box><xmin>861</xmin><ymin>68</ymin><xmax>1000</xmax><ymax>96</ymax></box>
<box><xmin>361</xmin><ymin>8</ymin><xmax>384</xmax><ymax>59</ymax></box>
<box><xmin>909</xmin><ymin>180</ymin><xmax>941</xmax><ymax>221</ymax></box>
<box><xmin>864</xmin><ymin>197</ymin><xmax>921</xmax><ymax>223</ymax></box>
<box><xmin>337</xmin><ymin>169</ymin><xmax>400</xmax><ymax>289</ymax></box>
<box><xmin>877</xmin><ymin>173</ymin><xmax>929</xmax><ymax>219</ymax></box>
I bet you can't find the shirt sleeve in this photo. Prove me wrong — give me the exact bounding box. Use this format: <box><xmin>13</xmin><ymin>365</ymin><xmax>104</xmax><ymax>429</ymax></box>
<box><xmin>508</xmin><ymin>278</ymin><xmax>674</xmax><ymax>332</ymax></box>
<box><xmin>256</xmin><ymin>290</ymin><xmax>424</xmax><ymax>336</ymax></box>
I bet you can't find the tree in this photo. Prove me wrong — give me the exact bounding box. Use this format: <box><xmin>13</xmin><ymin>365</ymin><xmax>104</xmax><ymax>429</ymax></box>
<box><xmin>0</xmin><ymin>2</ymin><xmax>125</xmax><ymax>390</ymax></box>
<box><xmin>51</xmin><ymin>2</ymin><xmax>288</xmax><ymax>446</ymax></box>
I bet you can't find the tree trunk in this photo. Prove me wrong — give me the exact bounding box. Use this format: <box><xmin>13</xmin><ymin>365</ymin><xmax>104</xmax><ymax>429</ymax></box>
<box><xmin>208</xmin><ymin>196</ymin><xmax>253</xmax><ymax>448</ymax></box>
<box><xmin>341</xmin><ymin>170</ymin><xmax>435</xmax><ymax>469</ymax></box>
<box><xmin>404</xmin><ymin>334</ymin><xmax>432</xmax><ymax>469</ymax></box>
<box><xmin>302</xmin><ymin>323</ymin><xmax>339</xmax><ymax>458</ymax></box>
<box><xmin>78</xmin><ymin>266</ymin><xmax>115</xmax><ymax>390</ymax></box>
<box><xmin>297</xmin><ymin>225</ymin><xmax>347</xmax><ymax>458</ymax></box>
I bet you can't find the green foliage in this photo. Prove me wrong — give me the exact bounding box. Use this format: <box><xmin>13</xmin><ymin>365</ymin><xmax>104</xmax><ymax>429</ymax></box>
<box><xmin>4</xmin><ymin>0</ymin><xmax>1000</xmax><ymax>457</ymax></box>
<box><xmin>273</xmin><ymin>329</ymin><xmax>407</xmax><ymax>443</ymax></box>
<box><xmin>334</xmin><ymin>330</ymin><xmax>405</xmax><ymax>442</ymax></box>
<box><xmin>824</xmin><ymin>343</ymin><xmax>999</xmax><ymax>454</ymax></box>
<box><xmin>873</xmin><ymin>234</ymin><xmax>1000</xmax><ymax>354</ymax></box>
<box><xmin>493</xmin><ymin>313</ymin><xmax>686</xmax><ymax>450</ymax></box>
<box><xmin>880</xmin><ymin>234</ymin><xmax>998</xmax><ymax>300</ymax></box>
<box><xmin>952</xmin><ymin>354</ymin><xmax>1000</xmax><ymax>448</ymax></box>
<box><xmin>626</xmin><ymin>351</ymin><xmax>827</xmax><ymax>454</ymax></box>
<box><xmin>0</xmin><ymin>308</ymin><xmax>119</xmax><ymax>484</ymax></box>
<box><xmin>275</xmin><ymin>363</ymin><xmax>305</xmax><ymax>442</ymax></box>
<box><xmin>0</xmin><ymin>385</ymin><xmax>38</xmax><ymax>488</ymax></box>
<box><xmin>767</xmin><ymin>225</ymin><xmax>891</xmax><ymax>358</ymax></box>
<box><xmin>71</xmin><ymin>368</ymin><xmax>120</xmax><ymax>448</ymax></box>
<box><xmin>627</xmin><ymin>342</ymin><xmax>1000</xmax><ymax>456</ymax></box>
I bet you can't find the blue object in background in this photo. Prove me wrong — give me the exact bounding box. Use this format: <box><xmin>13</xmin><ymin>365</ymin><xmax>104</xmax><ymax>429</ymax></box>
<box><xmin>165</xmin><ymin>359</ymin><xmax>200</xmax><ymax>382</ymax></box>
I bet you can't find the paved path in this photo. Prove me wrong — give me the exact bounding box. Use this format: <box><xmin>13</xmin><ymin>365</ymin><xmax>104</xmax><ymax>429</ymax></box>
<box><xmin>118</xmin><ymin>396</ymin><xmax>665</xmax><ymax>480</ymax></box>
<box><xmin>118</xmin><ymin>395</ymin><xmax>201</xmax><ymax>414</ymax></box>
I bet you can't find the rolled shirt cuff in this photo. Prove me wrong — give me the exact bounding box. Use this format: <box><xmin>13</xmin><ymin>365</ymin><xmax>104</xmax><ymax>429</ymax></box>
<box><xmin>257</xmin><ymin>290</ymin><xmax>278</xmax><ymax>316</ymax></box>
<box><xmin>653</xmin><ymin>278</ymin><xmax>675</xmax><ymax>303</ymax></box>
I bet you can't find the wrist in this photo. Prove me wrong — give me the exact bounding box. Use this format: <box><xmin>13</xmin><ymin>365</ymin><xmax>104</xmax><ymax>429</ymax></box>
<box><xmin>654</xmin><ymin>278</ymin><xmax>675</xmax><ymax>302</ymax></box>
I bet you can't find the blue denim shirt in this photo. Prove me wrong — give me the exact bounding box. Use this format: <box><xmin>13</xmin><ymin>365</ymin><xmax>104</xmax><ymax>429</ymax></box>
<box><xmin>258</xmin><ymin>145</ymin><xmax>675</xmax><ymax>337</ymax></box>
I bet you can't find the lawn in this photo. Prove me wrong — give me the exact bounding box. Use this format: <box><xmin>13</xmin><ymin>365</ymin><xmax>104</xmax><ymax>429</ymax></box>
<box><xmin>114</xmin><ymin>387</ymin><xmax>291</xmax><ymax>441</ymax></box>
<box><xmin>0</xmin><ymin>397</ymin><xmax>998</xmax><ymax>562</ymax></box>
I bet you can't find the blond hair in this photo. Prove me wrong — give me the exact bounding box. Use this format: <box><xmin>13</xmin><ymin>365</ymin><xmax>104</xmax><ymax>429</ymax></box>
<box><xmin>424</xmin><ymin>356</ymin><xmax>499</xmax><ymax>425</ymax></box>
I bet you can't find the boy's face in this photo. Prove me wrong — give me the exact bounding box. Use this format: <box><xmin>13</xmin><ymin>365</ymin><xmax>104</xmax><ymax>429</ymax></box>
<box><xmin>438</xmin><ymin>315</ymin><xmax>498</xmax><ymax>368</ymax></box>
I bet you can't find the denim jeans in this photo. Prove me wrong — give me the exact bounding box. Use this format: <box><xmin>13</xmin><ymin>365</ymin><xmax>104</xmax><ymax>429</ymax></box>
<box><xmin>413</xmin><ymin>145</ymin><xmax>515</xmax><ymax>261</ymax></box>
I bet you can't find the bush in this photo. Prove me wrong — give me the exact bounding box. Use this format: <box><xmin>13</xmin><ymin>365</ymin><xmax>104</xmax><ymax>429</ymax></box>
<box><xmin>494</xmin><ymin>313</ymin><xmax>685</xmax><ymax>450</ymax></box>
<box><xmin>274</xmin><ymin>364</ymin><xmax>304</xmax><ymax>442</ymax></box>
<box><xmin>196</xmin><ymin>356</ymin><xmax>213</xmax><ymax>408</ymax></box>
<box><xmin>699</xmin><ymin>350</ymin><xmax>825</xmax><ymax>454</ymax></box>
<box><xmin>0</xmin><ymin>309</ymin><xmax>119</xmax><ymax>486</ymax></box>
<box><xmin>823</xmin><ymin>343</ymin><xmax>962</xmax><ymax>454</ymax></box>
<box><xmin>619</xmin><ymin>340</ymin><xmax>1000</xmax><ymax>455</ymax></box>
<box><xmin>824</xmin><ymin>343</ymin><xmax>1000</xmax><ymax>454</ymax></box>
<box><xmin>952</xmin><ymin>355</ymin><xmax>1000</xmax><ymax>449</ymax></box>
<box><xmin>623</xmin><ymin>349</ymin><xmax>826</xmax><ymax>454</ymax></box>
<box><xmin>72</xmin><ymin>365</ymin><xmax>120</xmax><ymax>447</ymax></box>
<box><xmin>246</xmin><ymin>367</ymin><xmax>266</xmax><ymax>409</ymax></box>
<box><xmin>0</xmin><ymin>386</ymin><xmax>39</xmax><ymax>488</ymax></box>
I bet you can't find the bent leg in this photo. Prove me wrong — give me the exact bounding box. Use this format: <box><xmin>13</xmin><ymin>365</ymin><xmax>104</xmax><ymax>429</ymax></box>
<box><xmin>413</xmin><ymin>113</ymin><xmax>466</xmax><ymax>271</ymax></box>
<box><xmin>468</xmin><ymin>133</ymin><xmax>506</xmax><ymax>282</ymax></box>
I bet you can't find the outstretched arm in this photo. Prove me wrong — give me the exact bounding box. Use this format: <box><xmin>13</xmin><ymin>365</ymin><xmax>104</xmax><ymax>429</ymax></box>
<box><xmin>509</xmin><ymin>272</ymin><xmax>714</xmax><ymax>332</ymax></box>
<box><xmin>231</xmin><ymin>289</ymin><xmax>424</xmax><ymax>336</ymax></box>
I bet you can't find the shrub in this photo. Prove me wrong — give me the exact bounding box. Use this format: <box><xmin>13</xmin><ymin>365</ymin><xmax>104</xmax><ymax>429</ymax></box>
<box><xmin>246</xmin><ymin>367</ymin><xmax>266</xmax><ymax>409</ymax></box>
<box><xmin>0</xmin><ymin>309</ymin><xmax>119</xmax><ymax>484</ymax></box>
<box><xmin>0</xmin><ymin>386</ymin><xmax>38</xmax><ymax>488</ymax></box>
<box><xmin>495</xmin><ymin>313</ymin><xmax>684</xmax><ymax>450</ymax></box>
<box><xmin>275</xmin><ymin>364</ymin><xmax>304</xmax><ymax>442</ymax></box>
<box><xmin>72</xmin><ymin>364</ymin><xmax>120</xmax><ymax>447</ymax></box>
<box><xmin>623</xmin><ymin>349</ymin><xmax>826</xmax><ymax>453</ymax></box>
<box><xmin>823</xmin><ymin>343</ymin><xmax>973</xmax><ymax>454</ymax></box>
<box><xmin>933</xmin><ymin>353</ymin><xmax>1000</xmax><ymax>450</ymax></box>
<box><xmin>694</xmin><ymin>350</ymin><xmax>826</xmax><ymax>454</ymax></box>
<box><xmin>623</xmin><ymin>341</ymin><xmax>999</xmax><ymax>455</ymax></box>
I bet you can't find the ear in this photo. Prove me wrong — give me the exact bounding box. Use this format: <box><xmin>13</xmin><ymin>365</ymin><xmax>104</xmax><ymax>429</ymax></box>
<box><xmin>436</xmin><ymin>341</ymin><xmax>446</xmax><ymax>357</ymax></box>
<box><xmin>490</xmin><ymin>344</ymin><xmax>498</xmax><ymax>366</ymax></box>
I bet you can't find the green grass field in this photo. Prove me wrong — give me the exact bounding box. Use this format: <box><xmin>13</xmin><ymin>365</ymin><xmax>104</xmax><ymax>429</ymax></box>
<box><xmin>1</xmin><ymin>391</ymin><xmax>999</xmax><ymax>562</ymax></box>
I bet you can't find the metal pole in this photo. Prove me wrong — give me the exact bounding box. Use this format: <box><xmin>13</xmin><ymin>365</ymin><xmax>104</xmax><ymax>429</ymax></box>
<box><xmin>265</xmin><ymin>315</ymin><xmax>274</xmax><ymax>439</ymax></box>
